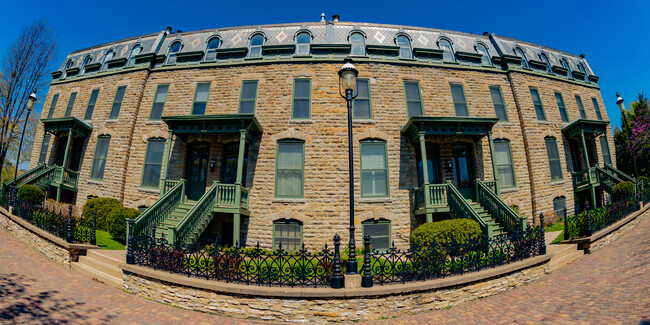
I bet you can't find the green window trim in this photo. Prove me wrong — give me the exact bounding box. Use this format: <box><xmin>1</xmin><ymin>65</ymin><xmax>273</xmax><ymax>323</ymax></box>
<box><xmin>575</xmin><ymin>95</ymin><xmax>586</xmax><ymax>119</ymax></box>
<box><xmin>38</xmin><ymin>134</ymin><xmax>50</xmax><ymax>164</ymax></box>
<box><xmin>109</xmin><ymin>86</ymin><xmax>126</xmax><ymax>119</ymax></box>
<box><xmin>360</xmin><ymin>140</ymin><xmax>389</xmax><ymax>198</ymax></box>
<box><xmin>592</xmin><ymin>98</ymin><xmax>603</xmax><ymax>121</ymax></box>
<box><xmin>141</xmin><ymin>138</ymin><xmax>166</xmax><ymax>188</ymax></box>
<box><xmin>291</xmin><ymin>78</ymin><xmax>311</xmax><ymax>120</ymax></box>
<box><xmin>555</xmin><ymin>92</ymin><xmax>569</xmax><ymax>123</ymax></box>
<box><xmin>450</xmin><ymin>84</ymin><xmax>469</xmax><ymax>117</ymax></box>
<box><xmin>493</xmin><ymin>139</ymin><xmax>516</xmax><ymax>189</ymax></box>
<box><xmin>545</xmin><ymin>137</ymin><xmax>563</xmax><ymax>181</ymax></box>
<box><xmin>362</xmin><ymin>219</ymin><xmax>391</xmax><ymax>252</ymax></box>
<box><xmin>90</xmin><ymin>135</ymin><xmax>111</xmax><ymax>181</ymax></box>
<box><xmin>274</xmin><ymin>140</ymin><xmax>305</xmax><ymax>198</ymax></box>
<box><xmin>272</xmin><ymin>219</ymin><xmax>303</xmax><ymax>251</ymax></box>
<box><xmin>529</xmin><ymin>88</ymin><xmax>546</xmax><ymax>121</ymax></box>
<box><xmin>238</xmin><ymin>80</ymin><xmax>259</xmax><ymax>114</ymax></box>
<box><xmin>600</xmin><ymin>137</ymin><xmax>612</xmax><ymax>165</ymax></box>
<box><xmin>149</xmin><ymin>84</ymin><xmax>169</xmax><ymax>120</ymax></box>
<box><xmin>553</xmin><ymin>197</ymin><xmax>566</xmax><ymax>219</ymax></box>
<box><xmin>404</xmin><ymin>81</ymin><xmax>423</xmax><ymax>118</ymax></box>
<box><xmin>353</xmin><ymin>79</ymin><xmax>372</xmax><ymax>120</ymax></box>
<box><xmin>64</xmin><ymin>92</ymin><xmax>77</xmax><ymax>117</ymax></box>
<box><xmin>489</xmin><ymin>86</ymin><xmax>507</xmax><ymax>121</ymax></box>
<box><xmin>47</xmin><ymin>94</ymin><xmax>59</xmax><ymax>119</ymax></box>
<box><xmin>191</xmin><ymin>83</ymin><xmax>210</xmax><ymax>115</ymax></box>
<box><xmin>84</xmin><ymin>89</ymin><xmax>100</xmax><ymax>120</ymax></box>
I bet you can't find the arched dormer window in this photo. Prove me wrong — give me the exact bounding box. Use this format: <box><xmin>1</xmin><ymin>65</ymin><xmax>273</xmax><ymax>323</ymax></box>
<box><xmin>65</xmin><ymin>59</ymin><xmax>73</xmax><ymax>70</ymax></box>
<box><xmin>204</xmin><ymin>37</ymin><xmax>221</xmax><ymax>61</ymax></box>
<box><xmin>513</xmin><ymin>47</ymin><xmax>529</xmax><ymax>68</ymax></box>
<box><xmin>577</xmin><ymin>63</ymin><xmax>586</xmax><ymax>73</ymax></box>
<box><xmin>295</xmin><ymin>31</ymin><xmax>311</xmax><ymax>55</ymax></box>
<box><xmin>539</xmin><ymin>53</ymin><xmax>552</xmax><ymax>72</ymax></box>
<box><xmin>396</xmin><ymin>34</ymin><xmax>412</xmax><ymax>59</ymax></box>
<box><xmin>476</xmin><ymin>43</ymin><xmax>491</xmax><ymax>66</ymax></box>
<box><xmin>438</xmin><ymin>38</ymin><xmax>455</xmax><ymax>62</ymax></box>
<box><xmin>248</xmin><ymin>33</ymin><xmax>264</xmax><ymax>58</ymax></box>
<box><xmin>166</xmin><ymin>41</ymin><xmax>182</xmax><ymax>64</ymax></box>
<box><xmin>80</xmin><ymin>55</ymin><xmax>92</xmax><ymax>75</ymax></box>
<box><xmin>127</xmin><ymin>44</ymin><xmax>142</xmax><ymax>67</ymax></box>
<box><xmin>349</xmin><ymin>32</ymin><xmax>365</xmax><ymax>56</ymax></box>
<box><xmin>101</xmin><ymin>50</ymin><xmax>114</xmax><ymax>71</ymax></box>
<box><xmin>560</xmin><ymin>58</ymin><xmax>571</xmax><ymax>77</ymax></box>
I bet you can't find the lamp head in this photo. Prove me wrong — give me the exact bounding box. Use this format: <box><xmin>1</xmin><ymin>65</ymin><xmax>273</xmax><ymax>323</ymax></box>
<box><xmin>338</xmin><ymin>58</ymin><xmax>358</xmax><ymax>93</ymax></box>
<box><xmin>27</xmin><ymin>90</ymin><xmax>37</xmax><ymax>112</ymax></box>
<box><xmin>616</xmin><ymin>92</ymin><xmax>625</xmax><ymax>113</ymax></box>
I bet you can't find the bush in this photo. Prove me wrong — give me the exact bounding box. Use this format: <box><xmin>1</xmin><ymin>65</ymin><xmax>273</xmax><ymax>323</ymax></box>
<box><xmin>108</xmin><ymin>207</ymin><xmax>141</xmax><ymax>243</ymax></box>
<box><xmin>612</xmin><ymin>181</ymin><xmax>635</xmax><ymax>199</ymax></box>
<box><xmin>638</xmin><ymin>176</ymin><xmax>649</xmax><ymax>189</ymax></box>
<box><xmin>82</xmin><ymin>197</ymin><xmax>123</xmax><ymax>231</ymax></box>
<box><xmin>17</xmin><ymin>184</ymin><xmax>44</xmax><ymax>204</ymax></box>
<box><xmin>410</xmin><ymin>218</ymin><xmax>483</xmax><ymax>249</ymax></box>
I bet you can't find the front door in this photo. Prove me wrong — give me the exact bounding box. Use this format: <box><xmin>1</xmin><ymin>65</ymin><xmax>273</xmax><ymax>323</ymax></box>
<box><xmin>452</xmin><ymin>143</ymin><xmax>474</xmax><ymax>199</ymax></box>
<box><xmin>185</xmin><ymin>143</ymin><xmax>210</xmax><ymax>201</ymax></box>
<box><xmin>69</xmin><ymin>137</ymin><xmax>85</xmax><ymax>172</ymax></box>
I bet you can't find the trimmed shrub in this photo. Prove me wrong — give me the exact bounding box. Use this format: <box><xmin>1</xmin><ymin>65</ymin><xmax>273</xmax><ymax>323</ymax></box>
<box><xmin>410</xmin><ymin>218</ymin><xmax>483</xmax><ymax>249</ymax></box>
<box><xmin>17</xmin><ymin>184</ymin><xmax>44</xmax><ymax>204</ymax></box>
<box><xmin>108</xmin><ymin>207</ymin><xmax>141</xmax><ymax>243</ymax></box>
<box><xmin>612</xmin><ymin>181</ymin><xmax>635</xmax><ymax>199</ymax></box>
<box><xmin>82</xmin><ymin>197</ymin><xmax>123</xmax><ymax>231</ymax></box>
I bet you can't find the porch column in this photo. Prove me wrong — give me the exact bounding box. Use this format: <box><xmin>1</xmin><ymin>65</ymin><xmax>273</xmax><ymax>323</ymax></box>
<box><xmin>233</xmin><ymin>130</ymin><xmax>246</xmax><ymax>246</ymax></box>
<box><xmin>57</xmin><ymin>131</ymin><xmax>74</xmax><ymax>202</ymax></box>
<box><xmin>580</xmin><ymin>131</ymin><xmax>597</xmax><ymax>206</ymax></box>
<box><xmin>418</xmin><ymin>133</ymin><xmax>433</xmax><ymax>223</ymax></box>
<box><xmin>487</xmin><ymin>132</ymin><xmax>500</xmax><ymax>196</ymax></box>
<box><xmin>159</xmin><ymin>129</ymin><xmax>174</xmax><ymax>194</ymax></box>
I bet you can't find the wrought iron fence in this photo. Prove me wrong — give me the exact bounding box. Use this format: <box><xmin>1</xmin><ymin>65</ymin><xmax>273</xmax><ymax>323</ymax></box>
<box><xmin>565</xmin><ymin>195</ymin><xmax>639</xmax><ymax>240</ymax></box>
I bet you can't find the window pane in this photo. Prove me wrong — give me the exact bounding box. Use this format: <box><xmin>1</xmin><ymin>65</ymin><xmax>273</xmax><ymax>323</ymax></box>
<box><xmin>110</xmin><ymin>86</ymin><xmax>126</xmax><ymax>119</ymax></box>
<box><xmin>354</xmin><ymin>100</ymin><xmax>371</xmax><ymax>119</ymax></box>
<box><xmin>292</xmin><ymin>100</ymin><xmax>310</xmax><ymax>119</ymax></box>
<box><xmin>363</xmin><ymin>222</ymin><xmax>390</xmax><ymax>251</ymax></box>
<box><xmin>553</xmin><ymin>198</ymin><xmax>566</xmax><ymax>218</ymax></box>
<box><xmin>407</xmin><ymin>102</ymin><xmax>423</xmax><ymax>118</ymax></box>
<box><xmin>294</xmin><ymin>79</ymin><xmax>310</xmax><ymax>97</ymax></box>
<box><xmin>545</xmin><ymin>138</ymin><xmax>562</xmax><ymax>180</ymax></box>
<box><xmin>494</xmin><ymin>141</ymin><xmax>515</xmax><ymax>188</ymax></box>
<box><xmin>192</xmin><ymin>102</ymin><xmax>206</xmax><ymax>115</ymax></box>
<box><xmin>546</xmin><ymin>139</ymin><xmax>559</xmax><ymax>160</ymax></box>
<box><xmin>251</xmin><ymin>35</ymin><xmax>264</xmax><ymax>46</ymax></box>
<box><xmin>555</xmin><ymin>92</ymin><xmax>569</xmax><ymax>122</ymax></box>
<box><xmin>38</xmin><ymin>135</ymin><xmax>50</xmax><ymax>164</ymax></box>
<box><xmin>195</xmin><ymin>84</ymin><xmax>210</xmax><ymax>102</ymax></box>
<box><xmin>207</xmin><ymin>38</ymin><xmax>220</xmax><ymax>49</ymax></box>
<box><xmin>85</xmin><ymin>89</ymin><xmax>99</xmax><ymax>120</ymax></box>
<box><xmin>240</xmin><ymin>102</ymin><xmax>255</xmax><ymax>114</ymax></box>
<box><xmin>241</xmin><ymin>81</ymin><xmax>258</xmax><ymax>99</ymax></box>
<box><xmin>47</xmin><ymin>94</ymin><xmax>59</xmax><ymax>119</ymax></box>
<box><xmin>490</xmin><ymin>87</ymin><xmax>507</xmax><ymax>121</ymax></box>
<box><xmin>361</xmin><ymin>143</ymin><xmax>386</xmax><ymax>169</ymax></box>
<box><xmin>91</xmin><ymin>137</ymin><xmax>110</xmax><ymax>180</ymax></box>
<box><xmin>145</xmin><ymin>141</ymin><xmax>165</xmax><ymax>164</ymax></box>
<box><xmin>592</xmin><ymin>98</ymin><xmax>602</xmax><ymax>120</ymax></box>
<box><xmin>65</xmin><ymin>92</ymin><xmax>77</xmax><ymax>117</ymax></box>
<box><xmin>276</xmin><ymin>142</ymin><xmax>304</xmax><ymax>198</ymax></box>
<box><xmin>142</xmin><ymin>139</ymin><xmax>165</xmax><ymax>188</ymax></box>
<box><xmin>600</xmin><ymin>137</ymin><xmax>611</xmax><ymax>165</ymax></box>
<box><xmin>170</xmin><ymin>42</ymin><xmax>181</xmax><ymax>53</ymax></box>
<box><xmin>154</xmin><ymin>85</ymin><xmax>169</xmax><ymax>103</ymax></box>
<box><xmin>361</xmin><ymin>142</ymin><xmax>388</xmax><ymax>197</ymax></box>
<box><xmin>576</xmin><ymin>95</ymin><xmax>586</xmax><ymax>119</ymax></box>
<box><xmin>297</xmin><ymin>33</ymin><xmax>310</xmax><ymax>44</ymax></box>
<box><xmin>274</xmin><ymin>222</ymin><xmax>302</xmax><ymax>251</ymax></box>
<box><xmin>451</xmin><ymin>85</ymin><xmax>468</xmax><ymax>116</ymax></box>
<box><xmin>405</xmin><ymin>83</ymin><xmax>420</xmax><ymax>100</ymax></box>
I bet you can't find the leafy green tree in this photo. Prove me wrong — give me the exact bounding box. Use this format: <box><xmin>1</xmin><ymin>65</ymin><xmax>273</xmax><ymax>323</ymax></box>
<box><xmin>614</xmin><ymin>93</ymin><xmax>650</xmax><ymax>178</ymax></box>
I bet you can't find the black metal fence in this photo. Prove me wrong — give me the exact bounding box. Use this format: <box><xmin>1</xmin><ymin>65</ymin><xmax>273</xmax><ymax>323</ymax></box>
<box><xmin>565</xmin><ymin>195</ymin><xmax>639</xmax><ymax>240</ymax></box>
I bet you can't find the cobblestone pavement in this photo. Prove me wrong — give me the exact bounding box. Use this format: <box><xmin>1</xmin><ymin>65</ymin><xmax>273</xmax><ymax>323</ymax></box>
<box><xmin>1</xmin><ymin>215</ymin><xmax>649</xmax><ymax>324</ymax></box>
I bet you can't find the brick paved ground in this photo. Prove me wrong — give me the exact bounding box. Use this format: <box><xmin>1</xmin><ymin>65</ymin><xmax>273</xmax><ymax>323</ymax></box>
<box><xmin>1</xmin><ymin>215</ymin><xmax>649</xmax><ymax>324</ymax></box>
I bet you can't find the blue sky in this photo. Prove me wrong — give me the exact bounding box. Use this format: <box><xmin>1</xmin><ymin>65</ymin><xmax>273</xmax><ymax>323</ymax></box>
<box><xmin>1</xmin><ymin>0</ymin><xmax>647</xmax><ymax>129</ymax></box>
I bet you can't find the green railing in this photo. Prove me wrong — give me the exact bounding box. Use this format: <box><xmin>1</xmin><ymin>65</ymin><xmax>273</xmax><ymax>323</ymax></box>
<box><xmin>214</xmin><ymin>183</ymin><xmax>249</xmax><ymax>209</ymax></box>
<box><xmin>481</xmin><ymin>180</ymin><xmax>498</xmax><ymax>195</ymax></box>
<box><xmin>596</xmin><ymin>167</ymin><xmax>623</xmax><ymax>191</ymax></box>
<box><xmin>446</xmin><ymin>181</ymin><xmax>491</xmax><ymax>236</ymax></box>
<box><xmin>414</xmin><ymin>184</ymin><xmax>447</xmax><ymax>210</ymax></box>
<box><xmin>573</xmin><ymin>167</ymin><xmax>598</xmax><ymax>189</ymax></box>
<box><xmin>131</xmin><ymin>179</ymin><xmax>186</xmax><ymax>239</ymax></box>
<box><xmin>171</xmin><ymin>181</ymin><xmax>218</xmax><ymax>246</ymax></box>
<box><xmin>241</xmin><ymin>187</ymin><xmax>249</xmax><ymax>209</ymax></box>
<box><xmin>2</xmin><ymin>163</ymin><xmax>47</xmax><ymax>194</ymax></box>
<box><xmin>161</xmin><ymin>179</ymin><xmax>181</xmax><ymax>196</ymax></box>
<box><xmin>604</xmin><ymin>163</ymin><xmax>636</xmax><ymax>184</ymax></box>
<box><xmin>476</xmin><ymin>179</ymin><xmax>526</xmax><ymax>235</ymax></box>
<box><xmin>28</xmin><ymin>166</ymin><xmax>56</xmax><ymax>190</ymax></box>
<box><xmin>53</xmin><ymin>166</ymin><xmax>78</xmax><ymax>188</ymax></box>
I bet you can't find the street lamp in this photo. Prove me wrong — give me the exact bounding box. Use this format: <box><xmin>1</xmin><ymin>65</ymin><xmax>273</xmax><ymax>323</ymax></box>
<box><xmin>616</xmin><ymin>92</ymin><xmax>638</xmax><ymax>179</ymax></box>
<box><xmin>12</xmin><ymin>90</ymin><xmax>37</xmax><ymax>204</ymax></box>
<box><xmin>338</xmin><ymin>58</ymin><xmax>359</xmax><ymax>275</ymax></box>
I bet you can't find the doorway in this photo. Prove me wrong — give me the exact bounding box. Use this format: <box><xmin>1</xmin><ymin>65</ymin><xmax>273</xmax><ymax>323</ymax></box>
<box><xmin>452</xmin><ymin>143</ymin><xmax>475</xmax><ymax>199</ymax></box>
<box><xmin>185</xmin><ymin>143</ymin><xmax>210</xmax><ymax>201</ymax></box>
<box><xmin>220</xmin><ymin>142</ymin><xmax>248</xmax><ymax>186</ymax></box>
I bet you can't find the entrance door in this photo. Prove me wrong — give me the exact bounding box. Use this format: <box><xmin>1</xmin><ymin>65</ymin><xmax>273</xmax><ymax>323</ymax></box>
<box><xmin>416</xmin><ymin>144</ymin><xmax>441</xmax><ymax>186</ymax></box>
<box><xmin>452</xmin><ymin>143</ymin><xmax>474</xmax><ymax>199</ymax></box>
<box><xmin>220</xmin><ymin>143</ymin><xmax>248</xmax><ymax>186</ymax></box>
<box><xmin>185</xmin><ymin>143</ymin><xmax>210</xmax><ymax>201</ymax></box>
<box><xmin>69</xmin><ymin>137</ymin><xmax>85</xmax><ymax>172</ymax></box>
<box><xmin>586</xmin><ymin>138</ymin><xmax>597</xmax><ymax>167</ymax></box>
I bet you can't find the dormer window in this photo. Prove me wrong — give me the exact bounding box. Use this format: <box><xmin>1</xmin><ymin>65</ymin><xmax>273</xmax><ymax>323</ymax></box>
<box><xmin>513</xmin><ymin>47</ymin><xmax>529</xmax><ymax>68</ymax></box>
<box><xmin>204</xmin><ymin>37</ymin><xmax>220</xmax><ymax>61</ymax></box>
<box><xmin>476</xmin><ymin>43</ymin><xmax>491</xmax><ymax>66</ymax></box>
<box><xmin>80</xmin><ymin>55</ymin><xmax>92</xmax><ymax>75</ymax></box>
<box><xmin>101</xmin><ymin>50</ymin><xmax>114</xmax><ymax>71</ymax></box>
<box><xmin>166</xmin><ymin>41</ymin><xmax>182</xmax><ymax>64</ymax></box>
<box><xmin>295</xmin><ymin>32</ymin><xmax>310</xmax><ymax>55</ymax></box>
<box><xmin>127</xmin><ymin>44</ymin><xmax>142</xmax><ymax>67</ymax></box>
<box><xmin>561</xmin><ymin>58</ymin><xmax>569</xmax><ymax>69</ymax></box>
<box><xmin>438</xmin><ymin>39</ymin><xmax>454</xmax><ymax>62</ymax></box>
<box><xmin>65</xmin><ymin>59</ymin><xmax>73</xmax><ymax>70</ymax></box>
<box><xmin>349</xmin><ymin>32</ymin><xmax>365</xmax><ymax>56</ymax></box>
<box><xmin>395</xmin><ymin>35</ymin><xmax>412</xmax><ymax>59</ymax></box>
<box><xmin>248</xmin><ymin>34</ymin><xmax>264</xmax><ymax>58</ymax></box>
<box><xmin>540</xmin><ymin>53</ymin><xmax>551</xmax><ymax>72</ymax></box>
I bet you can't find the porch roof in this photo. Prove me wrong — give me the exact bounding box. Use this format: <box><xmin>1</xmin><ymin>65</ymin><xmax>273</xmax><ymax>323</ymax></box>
<box><xmin>401</xmin><ymin>116</ymin><xmax>498</xmax><ymax>142</ymax></box>
<box><xmin>41</xmin><ymin>117</ymin><xmax>93</xmax><ymax>137</ymax></box>
<box><xmin>561</xmin><ymin>119</ymin><xmax>609</xmax><ymax>138</ymax></box>
<box><xmin>161</xmin><ymin>114</ymin><xmax>263</xmax><ymax>138</ymax></box>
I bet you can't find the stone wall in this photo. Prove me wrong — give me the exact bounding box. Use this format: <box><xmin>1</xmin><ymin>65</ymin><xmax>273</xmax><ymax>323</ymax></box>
<box><xmin>589</xmin><ymin>205</ymin><xmax>648</xmax><ymax>252</ymax></box>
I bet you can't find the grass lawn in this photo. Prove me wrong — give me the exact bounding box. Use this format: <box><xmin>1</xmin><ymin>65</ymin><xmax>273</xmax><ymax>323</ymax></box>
<box><xmin>550</xmin><ymin>231</ymin><xmax>564</xmax><ymax>244</ymax></box>
<box><xmin>96</xmin><ymin>230</ymin><xmax>125</xmax><ymax>250</ymax></box>
<box><xmin>544</xmin><ymin>217</ymin><xmax>565</xmax><ymax>233</ymax></box>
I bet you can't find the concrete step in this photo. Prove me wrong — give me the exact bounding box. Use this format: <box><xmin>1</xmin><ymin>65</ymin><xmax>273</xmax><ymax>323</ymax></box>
<box><xmin>547</xmin><ymin>245</ymin><xmax>584</xmax><ymax>272</ymax></box>
<box><xmin>77</xmin><ymin>254</ymin><xmax>122</xmax><ymax>279</ymax></box>
<box><xmin>72</xmin><ymin>261</ymin><xmax>122</xmax><ymax>289</ymax></box>
<box><xmin>85</xmin><ymin>249</ymin><xmax>125</xmax><ymax>267</ymax></box>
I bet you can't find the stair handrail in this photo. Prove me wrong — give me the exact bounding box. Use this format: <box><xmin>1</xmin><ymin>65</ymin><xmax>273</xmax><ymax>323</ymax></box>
<box><xmin>596</xmin><ymin>166</ymin><xmax>623</xmax><ymax>185</ymax></box>
<box><xmin>476</xmin><ymin>179</ymin><xmax>526</xmax><ymax>235</ymax></box>
<box><xmin>446</xmin><ymin>181</ymin><xmax>490</xmax><ymax>235</ymax></box>
<box><xmin>604</xmin><ymin>163</ymin><xmax>636</xmax><ymax>184</ymax></box>
<box><xmin>132</xmin><ymin>179</ymin><xmax>186</xmax><ymax>238</ymax></box>
<box><xmin>25</xmin><ymin>165</ymin><xmax>57</xmax><ymax>190</ymax></box>
<box><xmin>2</xmin><ymin>163</ymin><xmax>47</xmax><ymax>193</ymax></box>
<box><xmin>170</xmin><ymin>181</ymin><xmax>219</xmax><ymax>246</ymax></box>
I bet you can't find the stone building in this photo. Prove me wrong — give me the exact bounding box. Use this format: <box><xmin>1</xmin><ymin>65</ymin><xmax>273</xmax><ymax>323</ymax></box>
<box><xmin>24</xmin><ymin>17</ymin><xmax>630</xmax><ymax>250</ymax></box>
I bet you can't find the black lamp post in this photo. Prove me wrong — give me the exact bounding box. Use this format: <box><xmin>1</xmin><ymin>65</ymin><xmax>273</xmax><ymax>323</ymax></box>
<box><xmin>338</xmin><ymin>58</ymin><xmax>359</xmax><ymax>274</ymax></box>
<box><xmin>12</xmin><ymin>91</ymin><xmax>37</xmax><ymax>203</ymax></box>
<box><xmin>616</xmin><ymin>92</ymin><xmax>638</xmax><ymax>179</ymax></box>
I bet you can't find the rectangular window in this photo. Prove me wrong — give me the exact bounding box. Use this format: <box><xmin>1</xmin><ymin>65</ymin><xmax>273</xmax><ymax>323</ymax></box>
<box><xmin>545</xmin><ymin>137</ymin><xmax>563</xmax><ymax>181</ymax></box>
<box><xmin>353</xmin><ymin>79</ymin><xmax>372</xmax><ymax>120</ymax></box>
<box><xmin>555</xmin><ymin>92</ymin><xmax>569</xmax><ymax>123</ymax></box>
<box><xmin>191</xmin><ymin>83</ymin><xmax>210</xmax><ymax>115</ymax></box>
<box><xmin>238</xmin><ymin>80</ymin><xmax>258</xmax><ymax>114</ymax></box>
<box><xmin>530</xmin><ymin>88</ymin><xmax>546</xmax><ymax>121</ymax></box>
<box><xmin>90</xmin><ymin>136</ymin><xmax>110</xmax><ymax>180</ymax></box>
<box><xmin>450</xmin><ymin>84</ymin><xmax>469</xmax><ymax>116</ymax></box>
<box><xmin>291</xmin><ymin>79</ymin><xmax>311</xmax><ymax>119</ymax></box>
<box><xmin>494</xmin><ymin>140</ymin><xmax>516</xmax><ymax>189</ymax></box>
<box><xmin>592</xmin><ymin>98</ymin><xmax>603</xmax><ymax>120</ymax></box>
<box><xmin>363</xmin><ymin>220</ymin><xmax>391</xmax><ymax>252</ymax></box>
<box><xmin>489</xmin><ymin>86</ymin><xmax>507</xmax><ymax>121</ymax></box>
<box><xmin>273</xmin><ymin>220</ymin><xmax>302</xmax><ymax>251</ymax></box>
<box><xmin>84</xmin><ymin>89</ymin><xmax>100</xmax><ymax>120</ymax></box>
<box><xmin>361</xmin><ymin>141</ymin><xmax>389</xmax><ymax>197</ymax></box>
<box><xmin>64</xmin><ymin>92</ymin><xmax>77</xmax><ymax>117</ymax></box>
<box><xmin>404</xmin><ymin>81</ymin><xmax>423</xmax><ymax>118</ymax></box>
<box><xmin>600</xmin><ymin>137</ymin><xmax>612</xmax><ymax>165</ymax></box>
<box><xmin>576</xmin><ymin>95</ymin><xmax>586</xmax><ymax>119</ymax></box>
<box><xmin>141</xmin><ymin>139</ymin><xmax>165</xmax><ymax>188</ymax></box>
<box><xmin>38</xmin><ymin>134</ymin><xmax>50</xmax><ymax>164</ymax></box>
<box><xmin>275</xmin><ymin>141</ymin><xmax>304</xmax><ymax>198</ymax></box>
<box><xmin>150</xmin><ymin>85</ymin><xmax>169</xmax><ymax>120</ymax></box>
<box><xmin>47</xmin><ymin>94</ymin><xmax>59</xmax><ymax>119</ymax></box>
<box><xmin>553</xmin><ymin>197</ymin><xmax>566</xmax><ymax>219</ymax></box>
<box><xmin>109</xmin><ymin>86</ymin><xmax>126</xmax><ymax>119</ymax></box>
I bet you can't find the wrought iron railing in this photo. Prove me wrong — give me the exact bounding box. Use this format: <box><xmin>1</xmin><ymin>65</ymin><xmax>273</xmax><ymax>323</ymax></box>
<box><xmin>476</xmin><ymin>179</ymin><xmax>526</xmax><ymax>235</ymax></box>
<box><xmin>1</xmin><ymin>163</ymin><xmax>47</xmax><ymax>194</ymax></box>
<box><xmin>643</xmin><ymin>186</ymin><xmax>650</xmax><ymax>204</ymax></box>
<box><xmin>131</xmin><ymin>179</ymin><xmax>186</xmax><ymax>239</ymax></box>
<box><xmin>446</xmin><ymin>181</ymin><xmax>490</xmax><ymax>235</ymax></box>
<box><xmin>171</xmin><ymin>182</ymin><xmax>219</xmax><ymax>246</ymax></box>
<box><xmin>565</xmin><ymin>195</ymin><xmax>639</xmax><ymax>239</ymax></box>
<box><xmin>414</xmin><ymin>184</ymin><xmax>447</xmax><ymax>210</ymax></box>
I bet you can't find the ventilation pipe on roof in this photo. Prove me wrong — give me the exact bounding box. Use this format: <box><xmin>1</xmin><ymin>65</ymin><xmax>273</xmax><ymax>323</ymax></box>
<box><xmin>580</xmin><ymin>54</ymin><xmax>585</xmax><ymax>58</ymax></box>
<box><xmin>483</xmin><ymin>32</ymin><xmax>489</xmax><ymax>36</ymax></box>
<box><xmin>332</xmin><ymin>14</ymin><xmax>340</xmax><ymax>22</ymax></box>
<box><xmin>176</xmin><ymin>30</ymin><xmax>183</xmax><ymax>34</ymax></box>
<box><xmin>165</xmin><ymin>26</ymin><xmax>173</xmax><ymax>35</ymax></box>
<box><xmin>321</xmin><ymin>13</ymin><xmax>325</xmax><ymax>22</ymax></box>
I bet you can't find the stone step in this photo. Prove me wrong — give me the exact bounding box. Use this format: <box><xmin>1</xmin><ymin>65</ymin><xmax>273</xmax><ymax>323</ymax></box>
<box><xmin>547</xmin><ymin>245</ymin><xmax>584</xmax><ymax>272</ymax></box>
<box><xmin>77</xmin><ymin>254</ymin><xmax>122</xmax><ymax>279</ymax></box>
<box><xmin>86</xmin><ymin>249</ymin><xmax>125</xmax><ymax>267</ymax></box>
<box><xmin>71</xmin><ymin>258</ymin><xmax>123</xmax><ymax>289</ymax></box>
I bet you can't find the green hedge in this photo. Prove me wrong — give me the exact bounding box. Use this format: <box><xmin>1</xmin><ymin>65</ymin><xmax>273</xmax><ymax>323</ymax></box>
<box><xmin>108</xmin><ymin>207</ymin><xmax>141</xmax><ymax>243</ymax></box>
<box><xmin>410</xmin><ymin>219</ymin><xmax>482</xmax><ymax>248</ymax></box>
<box><xmin>17</xmin><ymin>184</ymin><xmax>44</xmax><ymax>204</ymax></box>
<box><xmin>612</xmin><ymin>181</ymin><xmax>635</xmax><ymax>199</ymax></box>
<box><xmin>82</xmin><ymin>197</ymin><xmax>123</xmax><ymax>232</ymax></box>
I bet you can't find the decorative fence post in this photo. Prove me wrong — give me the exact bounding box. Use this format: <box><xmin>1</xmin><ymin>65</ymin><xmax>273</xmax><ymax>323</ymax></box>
<box><xmin>91</xmin><ymin>210</ymin><xmax>97</xmax><ymax>246</ymax></box>
<box><xmin>563</xmin><ymin>207</ymin><xmax>569</xmax><ymax>240</ymax></box>
<box><xmin>361</xmin><ymin>234</ymin><xmax>373</xmax><ymax>288</ymax></box>
<box><xmin>11</xmin><ymin>185</ymin><xmax>17</xmax><ymax>208</ymax></box>
<box><xmin>585</xmin><ymin>201</ymin><xmax>592</xmax><ymax>237</ymax></box>
<box><xmin>66</xmin><ymin>205</ymin><xmax>72</xmax><ymax>243</ymax></box>
<box><xmin>538</xmin><ymin>213</ymin><xmax>546</xmax><ymax>255</ymax></box>
<box><xmin>150</xmin><ymin>223</ymin><xmax>157</xmax><ymax>267</ymax></box>
<box><xmin>126</xmin><ymin>219</ymin><xmax>134</xmax><ymax>264</ymax></box>
<box><xmin>331</xmin><ymin>234</ymin><xmax>343</xmax><ymax>289</ymax></box>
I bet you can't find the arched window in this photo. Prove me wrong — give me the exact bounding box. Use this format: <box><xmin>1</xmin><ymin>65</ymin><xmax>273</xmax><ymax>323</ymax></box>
<box><xmin>248</xmin><ymin>34</ymin><xmax>264</xmax><ymax>58</ymax></box>
<box><xmin>476</xmin><ymin>43</ymin><xmax>491</xmax><ymax>66</ymax></box>
<box><xmin>65</xmin><ymin>59</ymin><xmax>73</xmax><ymax>70</ymax></box>
<box><xmin>80</xmin><ymin>55</ymin><xmax>92</xmax><ymax>75</ymax></box>
<box><xmin>101</xmin><ymin>50</ymin><xmax>114</xmax><ymax>71</ymax></box>
<box><xmin>295</xmin><ymin>32</ymin><xmax>310</xmax><ymax>55</ymax></box>
<box><xmin>577</xmin><ymin>63</ymin><xmax>586</xmax><ymax>73</ymax></box>
<box><xmin>127</xmin><ymin>44</ymin><xmax>142</xmax><ymax>67</ymax></box>
<box><xmin>273</xmin><ymin>219</ymin><xmax>303</xmax><ymax>251</ymax></box>
<box><xmin>560</xmin><ymin>58</ymin><xmax>571</xmax><ymax>77</ymax></box>
<box><xmin>540</xmin><ymin>53</ymin><xmax>551</xmax><ymax>72</ymax></box>
<box><xmin>553</xmin><ymin>197</ymin><xmax>566</xmax><ymax>219</ymax></box>
<box><xmin>396</xmin><ymin>35</ymin><xmax>412</xmax><ymax>59</ymax></box>
<box><xmin>513</xmin><ymin>47</ymin><xmax>529</xmax><ymax>68</ymax></box>
<box><xmin>439</xmin><ymin>39</ymin><xmax>454</xmax><ymax>62</ymax></box>
<box><xmin>362</xmin><ymin>219</ymin><xmax>391</xmax><ymax>252</ymax></box>
<box><xmin>204</xmin><ymin>37</ymin><xmax>220</xmax><ymax>61</ymax></box>
<box><xmin>349</xmin><ymin>32</ymin><xmax>365</xmax><ymax>56</ymax></box>
<box><xmin>166</xmin><ymin>41</ymin><xmax>182</xmax><ymax>64</ymax></box>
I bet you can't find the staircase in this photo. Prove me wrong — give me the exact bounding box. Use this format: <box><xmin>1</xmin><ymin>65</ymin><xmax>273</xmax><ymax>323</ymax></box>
<box><xmin>71</xmin><ymin>249</ymin><xmax>125</xmax><ymax>289</ymax></box>
<box><xmin>467</xmin><ymin>200</ymin><xmax>508</xmax><ymax>238</ymax></box>
<box><xmin>153</xmin><ymin>201</ymin><xmax>197</xmax><ymax>239</ymax></box>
